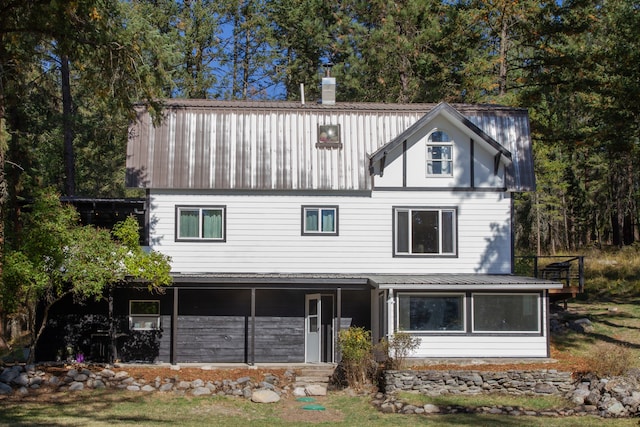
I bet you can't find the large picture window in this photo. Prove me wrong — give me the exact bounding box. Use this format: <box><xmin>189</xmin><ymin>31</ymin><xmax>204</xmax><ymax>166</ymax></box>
<box><xmin>397</xmin><ymin>294</ymin><xmax>465</xmax><ymax>332</ymax></box>
<box><xmin>394</xmin><ymin>207</ymin><xmax>456</xmax><ymax>256</ymax></box>
<box><xmin>176</xmin><ymin>206</ymin><xmax>225</xmax><ymax>241</ymax></box>
<box><xmin>130</xmin><ymin>300</ymin><xmax>160</xmax><ymax>330</ymax></box>
<box><xmin>426</xmin><ymin>130</ymin><xmax>453</xmax><ymax>176</ymax></box>
<box><xmin>302</xmin><ymin>206</ymin><xmax>338</xmax><ymax>235</ymax></box>
<box><xmin>472</xmin><ymin>293</ymin><xmax>540</xmax><ymax>333</ymax></box>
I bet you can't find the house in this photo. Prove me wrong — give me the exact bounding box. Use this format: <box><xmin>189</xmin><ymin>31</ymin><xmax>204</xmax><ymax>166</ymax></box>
<box><xmin>39</xmin><ymin>95</ymin><xmax>562</xmax><ymax>364</ymax></box>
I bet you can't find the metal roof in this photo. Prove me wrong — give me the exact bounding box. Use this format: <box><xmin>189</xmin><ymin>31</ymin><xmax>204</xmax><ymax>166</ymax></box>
<box><xmin>126</xmin><ymin>100</ymin><xmax>535</xmax><ymax>191</ymax></box>
<box><xmin>167</xmin><ymin>272</ymin><xmax>561</xmax><ymax>290</ymax></box>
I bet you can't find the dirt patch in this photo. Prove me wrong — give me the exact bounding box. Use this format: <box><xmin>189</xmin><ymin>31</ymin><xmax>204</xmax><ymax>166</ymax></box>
<box><xmin>277</xmin><ymin>395</ymin><xmax>345</xmax><ymax>424</ymax></box>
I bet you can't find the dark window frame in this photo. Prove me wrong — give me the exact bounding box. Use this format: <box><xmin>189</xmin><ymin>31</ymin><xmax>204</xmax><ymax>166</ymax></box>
<box><xmin>175</xmin><ymin>205</ymin><xmax>227</xmax><ymax>242</ymax></box>
<box><xmin>301</xmin><ymin>205</ymin><xmax>339</xmax><ymax>236</ymax></box>
<box><xmin>393</xmin><ymin>206</ymin><xmax>458</xmax><ymax>257</ymax></box>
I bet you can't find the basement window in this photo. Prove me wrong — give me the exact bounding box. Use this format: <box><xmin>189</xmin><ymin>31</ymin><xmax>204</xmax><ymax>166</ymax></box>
<box><xmin>130</xmin><ymin>300</ymin><xmax>160</xmax><ymax>330</ymax></box>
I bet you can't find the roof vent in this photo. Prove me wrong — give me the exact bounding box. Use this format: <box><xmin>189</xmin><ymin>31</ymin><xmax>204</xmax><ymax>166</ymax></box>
<box><xmin>321</xmin><ymin>63</ymin><xmax>335</xmax><ymax>105</ymax></box>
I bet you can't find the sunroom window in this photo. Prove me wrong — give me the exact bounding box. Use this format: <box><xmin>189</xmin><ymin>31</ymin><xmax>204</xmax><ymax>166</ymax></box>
<box><xmin>397</xmin><ymin>294</ymin><xmax>465</xmax><ymax>332</ymax></box>
<box><xmin>130</xmin><ymin>300</ymin><xmax>160</xmax><ymax>330</ymax></box>
<box><xmin>394</xmin><ymin>207</ymin><xmax>456</xmax><ymax>256</ymax></box>
<box><xmin>302</xmin><ymin>206</ymin><xmax>338</xmax><ymax>235</ymax></box>
<box><xmin>426</xmin><ymin>130</ymin><xmax>453</xmax><ymax>176</ymax></box>
<box><xmin>472</xmin><ymin>293</ymin><xmax>540</xmax><ymax>333</ymax></box>
<box><xmin>176</xmin><ymin>206</ymin><xmax>225</xmax><ymax>241</ymax></box>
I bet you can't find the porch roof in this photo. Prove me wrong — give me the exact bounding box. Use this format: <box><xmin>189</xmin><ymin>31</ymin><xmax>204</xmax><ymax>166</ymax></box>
<box><xmin>368</xmin><ymin>274</ymin><xmax>563</xmax><ymax>290</ymax></box>
<box><xmin>168</xmin><ymin>273</ymin><xmax>562</xmax><ymax>290</ymax></box>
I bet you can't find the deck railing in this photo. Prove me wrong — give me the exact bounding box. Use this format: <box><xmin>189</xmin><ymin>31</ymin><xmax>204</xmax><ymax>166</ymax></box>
<box><xmin>515</xmin><ymin>255</ymin><xmax>585</xmax><ymax>294</ymax></box>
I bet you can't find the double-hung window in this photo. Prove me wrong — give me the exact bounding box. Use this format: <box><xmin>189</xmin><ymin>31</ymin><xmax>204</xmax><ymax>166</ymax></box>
<box><xmin>302</xmin><ymin>206</ymin><xmax>338</xmax><ymax>235</ymax></box>
<box><xmin>426</xmin><ymin>130</ymin><xmax>453</xmax><ymax>176</ymax></box>
<box><xmin>176</xmin><ymin>206</ymin><xmax>225</xmax><ymax>241</ymax></box>
<box><xmin>394</xmin><ymin>207</ymin><xmax>456</xmax><ymax>256</ymax></box>
<box><xmin>130</xmin><ymin>300</ymin><xmax>160</xmax><ymax>330</ymax></box>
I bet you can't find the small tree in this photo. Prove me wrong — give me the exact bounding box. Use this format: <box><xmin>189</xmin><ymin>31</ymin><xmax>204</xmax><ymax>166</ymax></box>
<box><xmin>1</xmin><ymin>189</ymin><xmax>171</xmax><ymax>362</ymax></box>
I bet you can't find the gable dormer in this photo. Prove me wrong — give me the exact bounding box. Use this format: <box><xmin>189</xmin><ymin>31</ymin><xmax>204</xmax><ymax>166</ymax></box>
<box><xmin>369</xmin><ymin>102</ymin><xmax>518</xmax><ymax>190</ymax></box>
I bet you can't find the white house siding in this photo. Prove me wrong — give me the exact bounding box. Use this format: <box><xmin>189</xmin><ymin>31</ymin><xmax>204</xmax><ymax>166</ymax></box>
<box><xmin>408</xmin><ymin>335</ymin><xmax>549</xmax><ymax>358</ymax></box>
<box><xmin>149</xmin><ymin>189</ymin><xmax>511</xmax><ymax>275</ymax></box>
<box><xmin>371</xmin><ymin>115</ymin><xmax>506</xmax><ymax>189</ymax></box>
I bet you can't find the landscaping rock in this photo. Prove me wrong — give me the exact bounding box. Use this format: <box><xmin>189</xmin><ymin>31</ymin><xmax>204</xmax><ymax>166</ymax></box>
<box><xmin>305</xmin><ymin>384</ymin><xmax>327</xmax><ymax>396</ymax></box>
<box><xmin>251</xmin><ymin>389</ymin><xmax>280</xmax><ymax>403</ymax></box>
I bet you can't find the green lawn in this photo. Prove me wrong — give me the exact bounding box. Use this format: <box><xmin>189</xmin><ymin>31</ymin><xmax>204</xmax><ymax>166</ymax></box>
<box><xmin>0</xmin><ymin>390</ymin><xmax>638</xmax><ymax>427</ymax></box>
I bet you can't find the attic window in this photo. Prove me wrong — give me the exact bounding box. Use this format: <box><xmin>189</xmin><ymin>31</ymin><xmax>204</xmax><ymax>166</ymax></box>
<box><xmin>316</xmin><ymin>124</ymin><xmax>342</xmax><ymax>149</ymax></box>
<box><xmin>426</xmin><ymin>131</ymin><xmax>453</xmax><ymax>176</ymax></box>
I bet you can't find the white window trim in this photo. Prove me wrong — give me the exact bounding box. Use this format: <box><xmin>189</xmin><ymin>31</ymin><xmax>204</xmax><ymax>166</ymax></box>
<box><xmin>129</xmin><ymin>300</ymin><xmax>160</xmax><ymax>331</ymax></box>
<box><xmin>394</xmin><ymin>207</ymin><xmax>457</xmax><ymax>256</ymax></box>
<box><xmin>176</xmin><ymin>205</ymin><xmax>226</xmax><ymax>242</ymax></box>
<box><xmin>302</xmin><ymin>206</ymin><xmax>339</xmax><ymax>235</ymax></box>
<box><xmin>471</xmin><ymin>293</ymin><xmax>541</xmax><ymax>334</ymax></box>
<box><xmin>396</xmin><ymin>292</ymin><xmax>467</xmax><ymax>334</ymax></box>
<box><xmin>426</xmin><ymin>130</ymin><xmax>454</xmax><ymax>177</ymax></box>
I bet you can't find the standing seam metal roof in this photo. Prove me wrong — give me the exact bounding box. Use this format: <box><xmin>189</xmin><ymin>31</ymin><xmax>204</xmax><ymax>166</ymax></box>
<box><xmin>126</xmin><ymin>100</ymin><xmax>535</xmax><ymax>191</ymax></box>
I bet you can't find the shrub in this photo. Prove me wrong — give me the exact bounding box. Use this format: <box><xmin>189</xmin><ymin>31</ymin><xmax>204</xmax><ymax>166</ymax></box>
<box><xmin>338</xmin><ymin>327</ymin><xmax>374</xmax><ymax>389</ymax></box>
<box><xmin>587</xmin><ymin>342</ymin><xmax>635</xmax><ymax>377</ymax></box>
<box><xmin>383</xmin><ymin>332</ymin><xmax>421</xmax><ymax>369</ymax></box>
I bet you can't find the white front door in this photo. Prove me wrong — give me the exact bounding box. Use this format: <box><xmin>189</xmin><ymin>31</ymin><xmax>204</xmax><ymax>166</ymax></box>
<box><xmin>305</xmin><ymin>294</ymin><xmax>321</xmax><ymax>363</ymax></box>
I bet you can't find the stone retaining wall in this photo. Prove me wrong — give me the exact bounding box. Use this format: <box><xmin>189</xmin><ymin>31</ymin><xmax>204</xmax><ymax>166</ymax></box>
<box><xmin>382</xmin><ymin>369</ymin><xmax>640</xmax><ymax>418</ymax></box>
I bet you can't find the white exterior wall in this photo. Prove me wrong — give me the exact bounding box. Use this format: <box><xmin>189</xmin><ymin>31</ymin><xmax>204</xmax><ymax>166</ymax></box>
<box><xmin>385</xmin><ymin>291</ymin><xmax>549</xmax><ymax>358</ymax></box>
<box><xmin>148</xmin><ymin>189</ymin><xmax>511</xmax><ymax>274</ymax></box>
<box><xmin>374</xmin><ymin>115</ymin><xmax>506</xmax><ymax>189</ymax></box>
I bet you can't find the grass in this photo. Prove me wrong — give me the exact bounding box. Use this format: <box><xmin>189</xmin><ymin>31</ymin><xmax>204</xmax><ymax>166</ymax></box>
<box><xmin>0</xmin><ymin>390</ymin><xmax>639</xmax><ymax>427</ymax></box>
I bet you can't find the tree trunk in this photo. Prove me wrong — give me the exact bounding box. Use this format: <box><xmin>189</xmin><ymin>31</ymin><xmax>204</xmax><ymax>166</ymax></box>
<box><xmin>61</xmin><ymin>55</ymin><xmax>75</xmax><ymax>196</ymax></box>
<box><xmin>28</xmin><ymin>291</ymin><xmax>72</xmax><ymax>364</ymax></box>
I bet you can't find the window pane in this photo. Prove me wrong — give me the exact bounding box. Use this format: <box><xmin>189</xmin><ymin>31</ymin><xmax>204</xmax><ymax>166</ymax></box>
<box><xmin>131</xmin><ymin>301</ymin><xmax>160</xmax><ymax>315</ymax></box>
<box><xmin>202</xmin><ymin>209</ymin><xmax>223</xmax><ymax>239</ymax></box>
<box><xmin>396</xmin><ymin>211</ymin><xmax>409</xmax><ymax>253</ymax></box>
<box><xmin>412</xmin><ymin>211</ymin><xmax>438</xmax><ymax>253</ymax></box>
<box><xmin>398</xmin><ymin>295</ymin><xmax>463</xmax><ymax>331</ymax></box>
<box><xmin>442</xmin><ymin>211</ymin><xmax>454</xmax><ymax>253</ymax></box>
<box><xmin>305</xmin><ymin>209</ymin><xmax>319</xmax><ymax>232</ymax></box>
<box><xmin>179</xmin><ymin>209</ymin><xmax>199</xmax><ymax>238</ymax></box>
<box><xmin>429</xmin><ymin>131</ymin><xmax>449</xmax><ymax>143</ymax></box>
<box><xmin>473</xmin><ymin>294</ymin><xmax>539</xmax><ymax>332</ymax></box>
<box><xmin>321</xmin><ymin>209</ymin><xmax>335</xmax><ymax>232</ymax></box>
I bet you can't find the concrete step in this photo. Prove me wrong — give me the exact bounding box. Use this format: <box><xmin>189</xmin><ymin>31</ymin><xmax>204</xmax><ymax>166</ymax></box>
<box><xmin>294</xmin><ymin>375</ymin><xmax>331</xmax><ymax>384</ymax></box>
<box><xmin>298</xmin><ymin>368</ymin><xmax>335</xmax><ymax>378</ymax></box>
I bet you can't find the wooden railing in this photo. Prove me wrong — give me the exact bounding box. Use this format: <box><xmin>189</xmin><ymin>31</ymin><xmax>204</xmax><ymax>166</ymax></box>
<box><xmin>515</xmin><ymin>255</ymin><xmax>585</xmax><ymax>294</ymax></box>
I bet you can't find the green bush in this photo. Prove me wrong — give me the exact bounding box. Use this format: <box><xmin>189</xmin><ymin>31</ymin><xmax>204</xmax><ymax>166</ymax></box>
<box><xmin>338</xmin><ymin>327</ymin><xmax>374</xmax><ymax>389</ymax></box>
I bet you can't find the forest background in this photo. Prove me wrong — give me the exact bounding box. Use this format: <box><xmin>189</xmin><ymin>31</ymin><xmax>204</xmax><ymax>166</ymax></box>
<box><xmin>0</xmin><ymin>0</ymin><xmax>638</xmax><ymax>258</ymax></box>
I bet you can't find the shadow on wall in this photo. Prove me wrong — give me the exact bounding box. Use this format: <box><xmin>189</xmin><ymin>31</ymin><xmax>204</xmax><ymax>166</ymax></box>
<box><xmin>475</xmin><ymin>221</ymin><xmax>511</xmax><ymax>274</ymax></box>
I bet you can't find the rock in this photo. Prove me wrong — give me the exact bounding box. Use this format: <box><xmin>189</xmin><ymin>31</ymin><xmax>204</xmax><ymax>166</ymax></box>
<box><xmin>251</xmin><ymin>389</ymin><xmax>280</xmax><ymax>403</ymax></box>
<box><xmin>305</xmin><ymin>384</ymin><xmax>327</xmax><ymax>396</ymax></box>
<box><xmin>13</xmin><ymin>373</ymin><xmax>29</xmax><ymax>387</ymax></box>
<box><xmin>423</xmin><ymin>404</ymin><xmax>440</xmax><ymax>414</ymax></box>
<box><xmin>113</xmin><ymin>371</ymin><xmax>130</xmax><ymax>381</ymax></box>
<box><xmin>236</xmin><ymin>376</ymin><xmax>250</xmax><ymax>384</ymax></box>
<box><xmin>0</xmin><ymin>382</ymin><xmax>13</xmax><ymax>394</ymax></box>
<box><xmin>99</xmin><ymin>369</ymin><xmax>116</xmax><ymax>378</ymax></box>
<box><xmin>192</xmin><ymin>386</ymin><xmax>212</xmax><ymax>396</ymax></box>
<box><xmin>534</xmin><ymin>383</ymin><xmax>557</xmax><ymax>394</ymax></box>
<box><xmin>571</xmin><ymin>388</ymin><xmax>591</xmax><ymax>405</ymax></box>
<box><xmin>48</xmin><ymin>376</ymin><xmax>61</xmax><ymax>386</ymax></box>
<box><xmin>73</xmin><ymin>374</ymin><xmax>89</xmax><ymax>382</ymax></box>
<box><xmin>159</xmin><ymin>383</ymin><xmax>174</xmax><ymax>392</ymax></box>
<box><xmin>142</xmin><ymin>385</ymin><xmax>156</xmax><ymax>392</ymax></box>
<box><xmin>127</xmin><ymin>385</ymin><xmax>141</xmax><ymax>391</ymax></box>
<box><xmin>94</xmin><ymin>380</ymin><xmax>106</xmax><ymax>389</ymax></box>
<box><xmin>0</xmin><ymin>368</ymin><xmax>19</xmax><ymax>384</ymax></box>
<box><xmin>69</xmin><ymin>382</ymin><xmax>84</xmax><ymax>391</ymax></box>
<box><xmin>191</xmin><ymin>379</ymin><xmax>204</xmax><ymax>388</ymax></box>
<box><xmin>17</xmin><ymin>387</ymin><xmax>29</xmax><ymax>395</ymax></box>
<box><xmin>293</xmin><ymin>386</ymin><xmax>307</xmax><ymax>397</ymax></box>
<box><xmin>259</xmin><ymin>381</ymin><xmax>274</xmax><ymax>390</ymax></box>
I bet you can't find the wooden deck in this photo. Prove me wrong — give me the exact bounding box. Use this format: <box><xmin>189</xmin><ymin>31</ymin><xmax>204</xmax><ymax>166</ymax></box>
<box><xmin>515</xmin><ymin>255</ymin><xmax>585</xmax><ymax>305</ymax></box>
